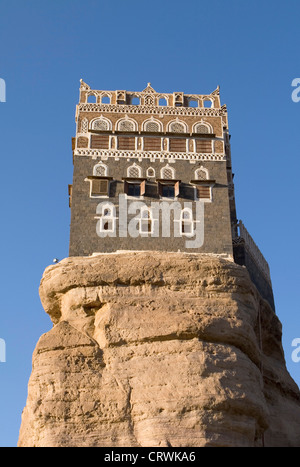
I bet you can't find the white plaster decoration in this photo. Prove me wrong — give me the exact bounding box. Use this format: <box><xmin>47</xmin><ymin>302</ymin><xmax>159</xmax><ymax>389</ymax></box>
<box><xmin>161</xmin><ymin>164</ymin><xmax>175</xmax><ymax>179</ymax></box>
<box><xmin>93</xmin><ymin>162</ymin><xmax>108</xmax><ymax>176</ymax></box>
<box><xmin>74</xmin><ymin>148</ymin><xmax>226</xmax><ymax>162</ymax></box>
<box><xmin>81</xmin><ymin>118</ymin><xmax>89</xmax><ymax>133</ymax></box>
<box><xmin>193</xmin><ymin>121</ymin><xmax>212</xmax><ymax>134</ymax></box>
<box><xmin>168</xmin><ymin>119</ymin><xmax>187</xmax><ymax>133</ymax></box>
<box><xmin>90</xmin><ymin>116</ymin><xmax>112</xmax><ymax>131</ymax></box>
<box><xmin>195</xmin><ymin>166</ymin><xmax>209</xmax><ymax>180</ymax></box>
<box><xmin>127</xmin><ymin>163</ymin><xmax>142</xmax><ymax>178</ymax></box>
<box><xmin>142</xmin><ymin>117</ymin><xmax>163</xmax><ymax>132</ymax></box>
<box><xmin>116</xmin><ymin>116</ymin><xmax>138</xmax><ymax>132</ymax></box>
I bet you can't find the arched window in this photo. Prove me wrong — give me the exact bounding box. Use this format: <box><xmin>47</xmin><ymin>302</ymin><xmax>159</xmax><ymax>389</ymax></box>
<box><xmin>127</xmin><ymin>163</ymin><xmax>142</xmax><ymax>178</ymax></box>
<box><xmin>144</xmin><ymin>120</ymin><xmax>161</xmax><ymax>132</ymax></box>
<box><xmin>168</xmin><ymin>120</ymin><xmax>187</xmax><ymax>133</ymax></box>
<box><xmin>195</xmin><ymin>167</ymin><xmax>209</xmax><ymax>180</ymax></box>
<box><xmin>93</xmin><ymin>163</ymin><xmax>108</xmax><ymax>177</ymax></box>
<box><xmin>188</xmin><ymin>100</ymin><xmax>198</xmax><ymax>108</ymax></box>
<box><xmin>101</xmin><ymin>95</ymin><xmax>111</xmax><ymax>104</ymax></box>
<box><xmin>117</xmin><ymin>118</ymin><xmax>137</xmax><ymax>132</ymax></box>
<box><xmin>91</xmin><ymin>117</ymin><xmax>111</xmax><ymax>131</ymax></box>
<box><xmin>97</xmin><ymin>204</ymin><xmax>116</xmax><ymax>233</ymax></box>
<box><xmin>146</xmin><ymin>167</ymin><xmax>155</xmax><ymax>178</ymax></box>
<box><xmin>131</xmin><ymin>96</ymin><xmax>140</xmax><ymax>105</ymax></box>
<box><xmin>181</xmin><ymin>209</ymin><xmax>194</xmax><ymax>236</ymax></box>
<box><xmin>87</xmin><ymin>94</ymin><xmax>97</xmax><ymax>103</ymax></box>
<box><xmin>159</xmin><ymin>97</ymin><xmax>167</xmax><ymax>106</ymax></box>
<box><xmin>161</xmin><ymin>165</ymin><xmax>175</xmax><ymax>179</ymax></box>
<box><xmin>193</xmin><ymin>123</ymin><xmax>211</xmax><ymax>134</ymax></box>
<box><xmin>203</xmin><ymin>99</ymin><xmax>213</xmax><ymax>108</ymax></box>
<box><xmin>139</xmin><ymin>207</ymin><xmax>152</xmax><ymax>234</ymax></box>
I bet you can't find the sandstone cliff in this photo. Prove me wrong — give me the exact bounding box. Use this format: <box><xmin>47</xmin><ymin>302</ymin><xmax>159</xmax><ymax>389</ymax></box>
<box><xmin>18</xmin><ymin>252</ymin><xmax>300</xmax><ymax>447</ymax></box>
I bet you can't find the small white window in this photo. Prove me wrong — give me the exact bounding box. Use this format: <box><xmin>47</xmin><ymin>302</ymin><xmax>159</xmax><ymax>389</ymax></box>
<box><xmin>180</xmin><ymin>209</ymin><xmax>194</xmax><ymax>236</ymax></box>
<box><xmin>139</xmin><ymin>207</ymin><xmax>153</xmax><ymax>234</ymax></box>
<box><xmin>97</xmin><ymin>204</ymin><xmax>116</xmax><ymax>233</ymax></box>
<box><xmin>146</xmin><ymin>167</ymin><xmax>155</xmax><ymax>178</ymax></box>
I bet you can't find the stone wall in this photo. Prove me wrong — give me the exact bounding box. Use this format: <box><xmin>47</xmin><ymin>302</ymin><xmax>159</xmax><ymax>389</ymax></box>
<box><xmin>69</xmin><ymin>156</ymin><xmax>233</xmax><ymax>257</ymax></box>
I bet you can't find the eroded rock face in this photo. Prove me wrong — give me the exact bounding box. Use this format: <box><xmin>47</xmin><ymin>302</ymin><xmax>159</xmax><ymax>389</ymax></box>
<box><xmin>18</xmin><ymin>252</ymin><xmax>300</xmax><ymax>447</ymax></box>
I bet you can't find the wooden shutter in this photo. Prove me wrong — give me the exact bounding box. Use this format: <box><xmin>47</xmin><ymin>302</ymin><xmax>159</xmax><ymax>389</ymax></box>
<box><xmin>174</xmin><ymin>181</ymin><xmax>180</xmax><ymax>197</ymax></box>
<box><xmin>195</xmin><ymin>139</ymin><xmax>212</xmax><ymax>153</ymax></box>
<box><xmin>118</xmin><ymin>136</ymin><xmax>135</xmax><ymax>150</ymax></box>
<box><xmin>143</xmin><ymin>137</ymin><xmax>161</xmax><ymax>151</ymax></box>
<box><xmin>140</xmin><ymin>180</ymin><xmax>146</xmax><ymax>196</ymax></box>
<box><xmin>91</xmin><ymin>179</ymin><xmax>108</xmax><ymax>195</ymax></box>
<box><xmin>197</xmin><ymin>186</ymin><xmax>211</xmax><ymax>199</ymax></box>
<box><xmin>90</xmin><ymin>135</ymin><xmax>110</xmax><ymax>149</ymax></box>
<box><xmin>169</xmin><ymin>138</ymin><xmax>187</xmax><ymax>152</ymax></box>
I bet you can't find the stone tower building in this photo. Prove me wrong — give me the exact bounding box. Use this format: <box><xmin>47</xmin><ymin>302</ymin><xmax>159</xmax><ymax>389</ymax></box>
<box><xmin>19</xmin><ymin>81</ymin><xmax>300</xmax><ymax>448</ymax></box>
<box><xmin>69</xmin><ymin>80</ymin><xmax>274</xmax><ymax>309</ymax></box>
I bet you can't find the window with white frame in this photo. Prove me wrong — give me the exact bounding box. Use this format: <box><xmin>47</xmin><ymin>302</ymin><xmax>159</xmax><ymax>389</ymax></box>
<box><xmin>127</xmin><ymin>164</ymin><xmax>142</xmax><ymax>178</ymax></box>
<box><xmin>146</xmin><ymin>167</ymin><xmax>155</xmax><ymax>178</ymax></box>
<box><xmin>90</xmin><ymin>178</ymin><xmax>110</xmax><ymax>197</ymax></box>
<box><xmin>139</xmin><ymin>207</ymin><xmax>153</xmax><ymax>234</ymax></box>
<box><xmin>98</xmin><ymin>204</ymin><xmax>116</xmax><ymax>233</ymax></box>
<box><xmin>144</xmin><ymin>120</ymin><xmax>161</xmax><ymax>132</ymax></box>
<box><xmin>194</xmin><ymin>123</ymin><xmax>211</xmax><ymax>134</ymax></box>
<box><xmin>180</xmin><ymin>209</ymin><xmax>194</xmax><ymax>236</ymax></box>
<box><xmin>91</xmin><ymin>118</ymin><xmax>111</xmax><ymax>131</ymax></box>
<box><xmin>93</xmin><ymin>163</ymin><xmax>108</xmax><ymax>177</ymax></box>
<box><xmin>195</xmin><ymin>167</ymin><xmax>209</xmax><ymax>180</ymax></box>
<box><xmin>161</xmin><ymin>165</ymin><xmax>175</xmax><ymax>180</ymax></box>
<box><xmin>169</xmin><ymin>121</ymin><xmax>186</xmax><ymax>133</ymax></box>
<box><xmin>117</xmin><ymin>119</ymin><xmax>136</xmax><ymax>132</ymax></box>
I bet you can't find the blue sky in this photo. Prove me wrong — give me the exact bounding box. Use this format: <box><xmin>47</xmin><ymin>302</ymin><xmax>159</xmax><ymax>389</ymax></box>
<box><xmin>0</xmin><ymin>0</ymin><xmax>299</xmax><ymax>447</ymax></box>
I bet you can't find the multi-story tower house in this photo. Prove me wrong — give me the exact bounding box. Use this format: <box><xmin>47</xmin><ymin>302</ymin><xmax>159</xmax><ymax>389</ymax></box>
<box><xmin>69</xmin><ymin>80</ymin><xmax>275</xmax><ymax>310</ymax></box>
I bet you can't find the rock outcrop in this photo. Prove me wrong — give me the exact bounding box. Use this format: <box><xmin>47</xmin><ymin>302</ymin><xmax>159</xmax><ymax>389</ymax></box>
<box><xmin>18</xmin><ymin>252</ymin><xmax>300</xmax><ymax>447</ymax></box>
